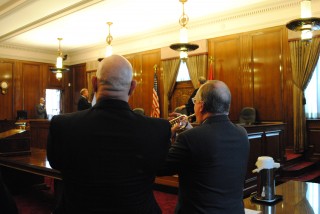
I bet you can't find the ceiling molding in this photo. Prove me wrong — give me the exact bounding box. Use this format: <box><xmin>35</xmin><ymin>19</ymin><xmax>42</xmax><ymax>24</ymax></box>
<box><xmin>0</xmin><ymin>0</ymin><xmax>28</xmax><ymax>17</ymax></box>
<box><xmin>3</xmin><ymin>0</ymin><xmax>320</xmax><ymax>66</ymax></box>
<box><xmin>0</xmin><ymin>0</ymin><xmax>103</xmax><ymax>42</ymax></box>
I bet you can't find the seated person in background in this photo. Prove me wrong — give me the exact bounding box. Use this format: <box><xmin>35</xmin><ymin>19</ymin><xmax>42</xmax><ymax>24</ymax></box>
<box><xmin>176</xmin><ymin>76</ymin><xmax>207</xmax><ymax>122</ymax></box>
<box><xmin>159</xmin><ymin>80</ymin><xmax>250</xmax><ymax>214</ymax></box>
<box><xmin>77</xmin><ymin>88</ymin><xmax>91</xmax><ymax>111</ymax></box>
<box><xmin>47</xmin><ymin>55</ymin><xmax>172</xmax><ymax>214</ymax></box>
<box><xmin>35</xmin><ymin>97</ymin><xmax>47</xmax><ymax>119</ymax></box>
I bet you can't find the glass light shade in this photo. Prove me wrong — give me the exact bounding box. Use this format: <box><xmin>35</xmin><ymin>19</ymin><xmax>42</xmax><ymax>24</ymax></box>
<box><xmin>56</xmin><ymin>56</ymin><xmax>63</xmax><ymax>69</ymax></box>
<box><xmin>301</xmin><ymin>0</ymin><xmax>312</xmax><ymax>18</ymax></box>
<box><xmin>301</xmin><ymin>29</ymin><xmax>313</xmax><ymax>40</ymax></box>
<box><xmin>105</xmin><ymin>45</ymin><xmax>113</xmax><ymax>57</ymax></box>
<box><xmin>180</xmin><ymin>51</ymin><xmax>188</xmax><ymax>60</ymax></box>
<box><xmin>180</xmin><ymin>27</ymin><xmax>188</xmax><ymax>43</ymax></box>
<box><xmin>56</xmin><ymin>71</ymin><xmax>62</xmax><ymax>80</ymax></box>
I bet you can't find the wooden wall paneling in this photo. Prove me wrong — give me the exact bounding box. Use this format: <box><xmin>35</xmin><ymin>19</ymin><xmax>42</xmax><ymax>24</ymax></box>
<box><xmin>86</xmin><ymin>71</ymin><xmax>96</xmax><ymax>104</ymax></box>
<box><xmin>13</xmin><ymin>61</ymin><xmax>23</xmax><ymax>118</ymax></box>
<box><xmin>282</xmin><ymin>28</ymin><xmax>293</xmax><ymax>148</ymax></box>
<box><xmin>47</xmin><ymin>64</ymin><xmax>63</xmax><ymax>89</ymax></box>
<box><xmin>209</xmin><ymin>35</ymin><xmax>242</xmax><ymax>121</ymax></box>
<box><xmin>170</xmin><ymin>81</ymin><xmax>194</xmax><ymax>112</ymax></box>
<box><xmin>307</xmin><ymin>120</ymin><xmax>320</xmax><ymax>160</ymax></box>
<box><xmin>126</xmin><ymin>54</ymin><xmax>142</xmax><ymax>111</ymax></box>
<box><xmin>71</xmin><ymin>64</ymin><xmax>87</xmax><ymax>112</ymax></box>
<box><xmin>251</xmin><ymin>28</ymin><xmax>283</xmax><ymax>121</ymax></box>
<box><xmin>264</xmin><ymin>130</ymin><xmax>283</xmax><ymax>163</ymax></box>
<box><xmin>60</xmin><ymin>67</ymin><xmax>72</xmax><ymax>114</ymax></box>
<box><xmin>0</xmin><ymin>60</ymin><xmax>14</xmax><ymax>120</ymax></box>
<box><xmin>125</xmin><ymin>50</ymin><xmax>161</xmax><ymax>116</ymax></box>
<box><xmin>141</xmin><ymin>50</ymin><xmax>161</xmax><ymax>116</ymax></box>
<box><xmin>240</xmin><ymin>34</ymin><xmax>254</xmax><ymax>109</ymax></box>
<box><xmin>21</xmin><ymin>62</ymin><xmax>43</xmax><ymax>119</ymax></box>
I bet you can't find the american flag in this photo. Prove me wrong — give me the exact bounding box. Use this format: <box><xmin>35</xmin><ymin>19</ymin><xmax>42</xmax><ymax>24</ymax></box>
<box><xmin>151</xmin><ymin>72</ymin><xmax>160</xmax><ymax>118</ymax></box>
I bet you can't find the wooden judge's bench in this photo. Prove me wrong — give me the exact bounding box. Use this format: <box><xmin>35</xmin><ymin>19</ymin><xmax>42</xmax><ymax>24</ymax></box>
<box><xmin>0</xmin><ymin>119</ymin><xmax>286</xmax><ymax>197</ymax></box>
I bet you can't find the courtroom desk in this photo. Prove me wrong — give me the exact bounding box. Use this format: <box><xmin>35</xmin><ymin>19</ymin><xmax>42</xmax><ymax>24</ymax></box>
<box><xmin>243</xmin><ymin>122</ymin><xmax>286</xmax><ymax>196</ymax></box>
<box><xmin>0</xmin><ymin>120</ymin><xmax>17</xmax><ymax>132</ymax></box>
<box><xmin>28</xmin><ymin>119</ymin><xmax>50</xmax><ymax>149</ymax></box>
<box><xmin>244</xmin><ymin>180</ymin><xmax>320</xmax><ymax>214</ymax></box>
<box><xmin>0</xmin><ymin>147</ymin><xmax>60</xmax><ymax>194</ymax></box>
<box><xmin>0</xmin><ymin>147</ymin><xmax>61</xmax><ymax>180</ymax></box>
<box><xmin>155</xmin><ymin>176</ymin><xmax>178</xmax><ymax>188</ymax></box>
<box><xmin>0</xmin><ymin>129</ymin><xmax>31</xmax><ymax>156</ymax></box>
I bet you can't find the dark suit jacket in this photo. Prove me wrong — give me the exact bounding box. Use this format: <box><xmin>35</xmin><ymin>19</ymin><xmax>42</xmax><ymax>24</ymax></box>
<box><xmin>185</xmin><ymin>88</ymin><xmax>198</xmax><ymax>116</ymax></box>
<box><xmin>184</xmin><ymin>88</ymin><xmax>198</xmax><ymax>123</ymax></box>
<box><xmin>47</xmin><ymin>99</ymin><xmax>171</xmax><ymax>214</ymax></box>
<box><xmin>35</xmin><ymin>104</ymin><xmax>47</xmax><ymax>119</ymax></box>
<box><xmin>0</xmin><ymin>171</ymin><xmax>18</xmax><ymax>214</ymax></box>
<box><xmin>77</xmin><ymin>96</ymin><xmax>91</xmax><ymax>111</ymax></box>
<box><xmin>159</xmin><ymin>115</ymin><xmax>250</xmax><ymax>214</ymax></box>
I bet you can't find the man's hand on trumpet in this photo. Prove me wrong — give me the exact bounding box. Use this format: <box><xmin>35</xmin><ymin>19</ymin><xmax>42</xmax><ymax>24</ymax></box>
<box><xmin>168</xmin><ymin>112</ymin><xmax>193</xmax><ymax>136</ymax></box>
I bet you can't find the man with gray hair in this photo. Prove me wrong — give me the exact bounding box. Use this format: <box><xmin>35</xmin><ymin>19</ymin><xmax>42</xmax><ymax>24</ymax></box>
<box><xmin>47</xmin><ymin>55</ymin><xmax>172</xmax><ymax>213</ymax></box>
<box><xmin>159</xmin><ymin>80</ymin><xmax>250</xmax><ymax>214</ymax></box>
<box><xmin>77</xmin><ymin>88</ymin><xmax>91</xmax><ymax>111</ymax></box>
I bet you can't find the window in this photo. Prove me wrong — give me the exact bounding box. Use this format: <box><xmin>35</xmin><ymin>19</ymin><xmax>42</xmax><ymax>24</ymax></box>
<box><xmin>305</xmin><ymin>56</ymin><xmax>320</xmax><ymax>119</ymax></box>
<box><xmin>176</xmin><ymin>61</ymin><xmax>191</xmax><ymax>82</ymax></box>
<box><xmin>45</xmin><ymin>89</ymin><xmax>61</xmax><ymax>119</ymax></box>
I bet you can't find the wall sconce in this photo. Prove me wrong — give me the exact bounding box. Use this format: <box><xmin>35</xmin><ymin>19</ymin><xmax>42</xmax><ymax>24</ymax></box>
<box><xmin>49</xmin><ymin>38</ymin><xmax>69</xmax><ymax>80</ymax></box>
<box><xmin>105</xmin><ymin>22</ymin><xmax>113</xmax><ymax>57</ymax></box>
<box><xmin>0</xmin><ymin>80</ymin><xmax>8</xmax><ymax>94</ymax></box>
<box><xmin>170</xmin><ymin>0</ymin><xmax>198</xmax><ymax>61</ymax></box>
<box><xmin>286</xmin><ymin>0</ymin><xmax>320</xmax><ymax>41</ymax></box>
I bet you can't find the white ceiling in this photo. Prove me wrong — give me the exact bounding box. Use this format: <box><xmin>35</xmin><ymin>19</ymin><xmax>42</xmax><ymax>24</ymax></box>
<box><xmin>0</xmin><ymin>0</ymin><xmax>318</xmax><ymax>64</ymax></box>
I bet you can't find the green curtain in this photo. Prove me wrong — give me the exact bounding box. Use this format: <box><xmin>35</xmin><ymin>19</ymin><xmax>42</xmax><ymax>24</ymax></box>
<box><xmin>162</xmin><ymin>58</ymin><xmax>181</xmax><ymax>118</ymax></box>
<box><xmin>289</xmin><ymin>37</ymin><xmax>320</xmax><ymax>152</ymax></box>
<box><xmin>186</xmin><ymin>55</ymin><xmax>208</xmax><ymax>88</ymax></box>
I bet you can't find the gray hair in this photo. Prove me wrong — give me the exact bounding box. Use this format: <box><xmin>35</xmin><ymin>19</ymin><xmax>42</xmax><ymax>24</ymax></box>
<box><xmin>80</xmin><ymin>88</ymin><xmax>88</xmax><ymax>95</ymax></box>
<box><xmin>196</xmin><ymin>80</ymin><xmax>231</xmax><ymax>114</ymax></box>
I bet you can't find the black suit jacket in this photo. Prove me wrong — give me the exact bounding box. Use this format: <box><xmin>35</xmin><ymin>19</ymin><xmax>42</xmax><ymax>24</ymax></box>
<box><xmin>185</xmin><ymin>88</ymin><xmax>198</xmax><ymax>116</ymax></box>
<box><xmin>47</xmin><ymin>99</ymin><xmax>171</xmax><ymax>214</ymax></box>
<box><xmin>159</xmin><ymin>115</ymin><xmax>250</xmax><ymax>214</ymax></box>
<box><xmin>77</xmin><ymin>96</ymin><xmax>91</xmax><ymax>111</ymax></box>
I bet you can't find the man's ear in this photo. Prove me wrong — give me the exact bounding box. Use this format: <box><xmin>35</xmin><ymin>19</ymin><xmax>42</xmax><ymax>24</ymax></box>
<box><xmin>128</xmin><ymin>80</ymin><xmax>137</xmax><ymax>96</ymax></box>
<box><xmin>200</xmin><ymin>102</ymin><xmax>206</xmax><ymax>114</ymax></box>
<box><xmin>92</xmin><ymin>76</ymin><xmax>97</xmax><ymax>92</ymax></box>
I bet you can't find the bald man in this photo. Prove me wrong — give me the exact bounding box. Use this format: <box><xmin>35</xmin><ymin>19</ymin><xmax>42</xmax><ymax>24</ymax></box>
<box><xmin>47</xmin><ymin>55</ymin><xmax>171</xmax><ymax>213</ymax></box>
<box><xmin>159</xmin><ymin>80</ymin><xmax>250</xmax><ymax>214</ymax></box>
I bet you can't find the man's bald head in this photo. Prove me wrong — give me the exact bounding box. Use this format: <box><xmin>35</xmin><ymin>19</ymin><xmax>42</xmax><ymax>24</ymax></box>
<box><xmin>94</xmin><ymin>55</ymin><xmax>136</xmax><ymax>102</ymax></box>
<box><xmin>195</xmin><ymin>80</ymin><xmax>231</xmax><ymax>114</ymax></box>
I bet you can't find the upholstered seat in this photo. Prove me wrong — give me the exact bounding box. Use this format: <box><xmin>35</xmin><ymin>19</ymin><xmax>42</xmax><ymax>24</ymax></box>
<box><xmin>239</xmin><ymin>107</ymin><xmax>256</xmax><ymax>125</ymax></box>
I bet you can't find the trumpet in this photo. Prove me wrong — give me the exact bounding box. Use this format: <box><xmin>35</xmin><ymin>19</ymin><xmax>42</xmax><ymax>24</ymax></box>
<box><xmin>169</xmin><ymin>113</ymin><xmax>195</xmax><ymax>130</ymax></box>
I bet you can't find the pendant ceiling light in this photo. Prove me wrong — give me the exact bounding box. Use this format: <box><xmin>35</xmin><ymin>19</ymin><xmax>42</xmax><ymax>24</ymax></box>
<box><xmin>49</xmin><ymin>38</ymin><xmax>69</xmax><ymax>80</ymax></box>
<box><xmin>286</xmin><ymin>0</ymin><xmax>320</xmax><ymax>41</ymax></box>
<box><xmin>170</xmin><ymin>0</ymin><xmax>198</xmax><ymax>61</ymax></box>
<box><xmin>105</xmin><ymin>22</ymin><xmax>113</xmax><ymax>57</ymax></box>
